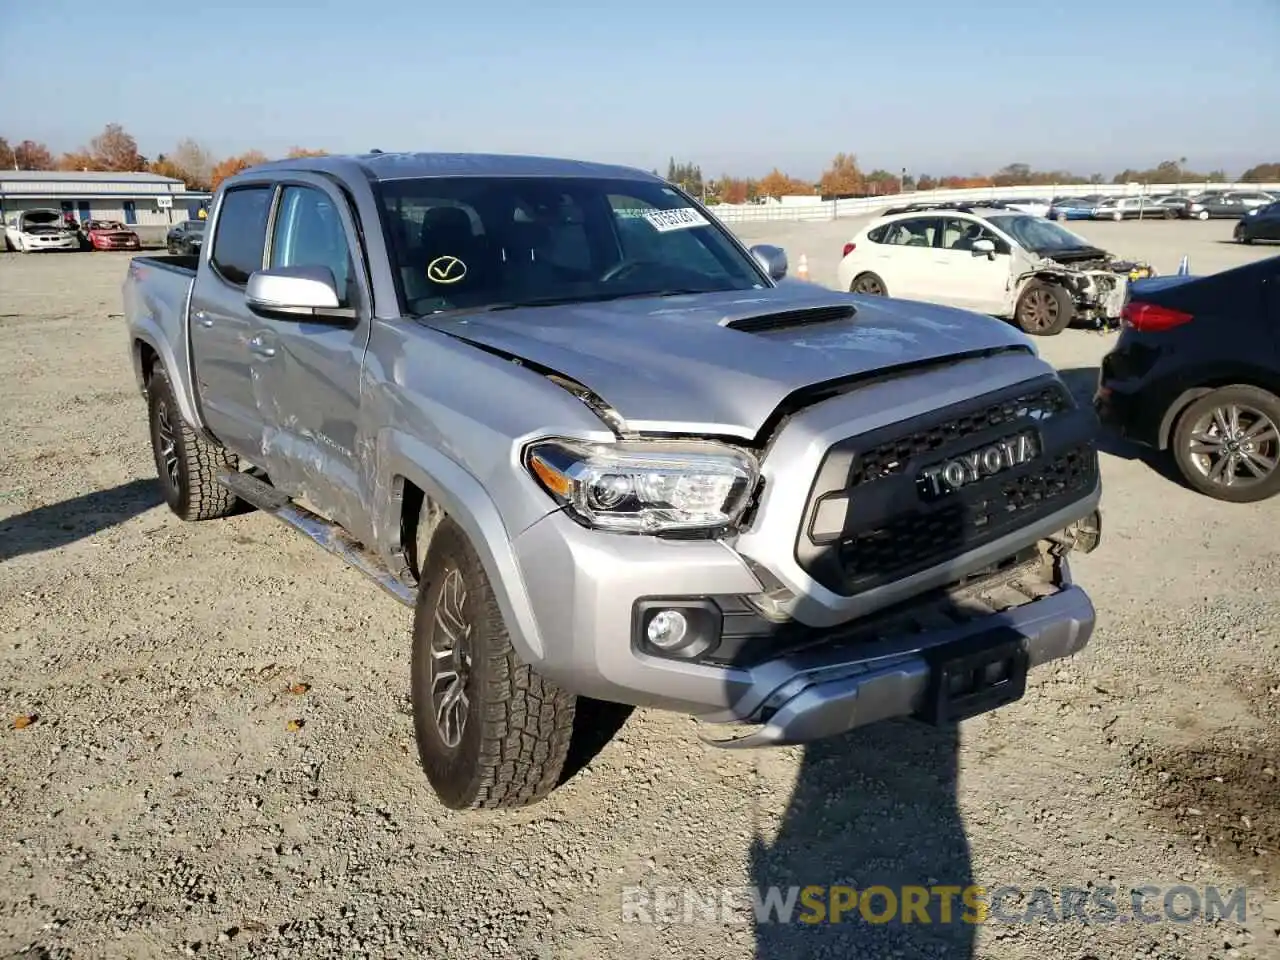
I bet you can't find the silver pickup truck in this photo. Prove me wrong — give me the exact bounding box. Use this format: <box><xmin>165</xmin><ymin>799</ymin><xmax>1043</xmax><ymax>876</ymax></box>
<box><xmin>123</xmin><ymin>153</ymin><xmax>1103</xmax><ymax>810</ymax></box>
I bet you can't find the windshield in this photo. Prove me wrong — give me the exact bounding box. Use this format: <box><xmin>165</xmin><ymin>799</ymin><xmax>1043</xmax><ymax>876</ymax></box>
<box><xmin>376</xmin><ymin>176</ymin><xmax>766</xmax><ymax>315</ymax></box>
<box><xmin>985</xmin><ymin>215</ymin><xmax>1094</xmax><ymax>252</ymax></box>
<box><xmin>25</xmin><ymin>211</ymin><xmax>61</xmax><ymax>226</ymax></box>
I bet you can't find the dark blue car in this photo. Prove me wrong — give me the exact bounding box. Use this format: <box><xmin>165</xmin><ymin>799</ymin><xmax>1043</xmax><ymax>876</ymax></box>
<box><xmin>1048</xmin><ymin>196</ymin><xmax>1102</xmax><ymax>220</ymax></box>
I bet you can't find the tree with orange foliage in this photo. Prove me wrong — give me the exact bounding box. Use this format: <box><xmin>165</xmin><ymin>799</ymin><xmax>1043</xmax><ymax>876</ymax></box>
<box><xmin>210</xmin><ymin>151</ymin><xmax>271</xmax><ymax>189</ymax></box>
<box><xmin>286</xmin><ymin>147</ymin><xmax>329</xmax><ymax>158</ymax></box>
<box><xmin>57</xmin><ymin>150</ymin><xmax>100</xmax><ymax>171</ymax></box>
<box><xmin>818</xmin><ymin>153</ymin><xmax>864</xmax><ymax>196</ymax></box>
<box><xmin>11</xmin><ymin>139</ymin><xmax>55</xmax><ymax>170</ymax></box>
<box><xmin>758</xmin><ymin>168</ymin><xmax>813</xmax><ymax>199</ymax></box>
<box><xmin>717</xmin><ymin>176</ymin><xmax>750</xmax><ymax>204</ymax></box>
<box><xmin>89</xmin><ymin>123</ymin><xmax>145</xmax><ymax>171</ymax></box>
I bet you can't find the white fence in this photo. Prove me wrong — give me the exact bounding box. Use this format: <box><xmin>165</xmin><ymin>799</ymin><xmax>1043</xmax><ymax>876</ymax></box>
<box><xmin>706</xmin><ymin>182</ymin><xmax>1280</xmax><ymax>224</ymax></box>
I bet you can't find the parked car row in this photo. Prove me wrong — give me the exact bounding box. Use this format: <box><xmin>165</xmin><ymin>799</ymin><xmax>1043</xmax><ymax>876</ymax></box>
<box><xmin>2</xmin><ymin>207</ymin><xmax>143</xmax><ymax>253</ymax></box>
<box><xmin>1048</xmin><ymin>190</ymin><xmax>1276</xmax><ymax>222</ymax></box>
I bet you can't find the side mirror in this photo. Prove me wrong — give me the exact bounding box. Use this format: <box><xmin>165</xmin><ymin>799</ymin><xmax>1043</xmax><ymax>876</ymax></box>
<box><xmin>971</xmin><ymin>238</ymin><xmax>996</xmax><ymax>257</ymax></box>
<box><xmin>245</xmin><ymin>266</ymin><xmax>355</xmax><ymax>322</ymax></box>
<box><xmin>749</xmin><ymin>243</ymin><xmax>788</xmax><ymax>281</ymax></box>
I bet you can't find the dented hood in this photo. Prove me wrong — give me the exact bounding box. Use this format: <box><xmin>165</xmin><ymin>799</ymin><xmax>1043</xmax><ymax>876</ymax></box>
<box><xmin>422</xmin><ymin>288</ymin><xmax>1035</xmax><ymax>439</ymax></box>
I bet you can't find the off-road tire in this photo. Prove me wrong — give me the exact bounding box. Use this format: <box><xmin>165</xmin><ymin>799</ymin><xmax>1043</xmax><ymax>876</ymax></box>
<box><xmin>410</xmin><ymin>518</ymin><xmax>576</xmax><ymax>810</ymax></box>
<box><xmin>147</xmin><ymin>366</ymin><xmax>240</xmax><ymax>520</ymax></box>
<box><xmin>1014</xmin><ymin>281</ymin><xmax>1073</xmax><ymax>336</ymax></box>
<box><xmin>849</xmin><ymin>271</ymin><xmax>888</xmax><ymax>296</ymax></box>
<box><xmin>1171</xmin><ymin>385</ymin><xmax>1280</xmax><ymax>504</ymax></box>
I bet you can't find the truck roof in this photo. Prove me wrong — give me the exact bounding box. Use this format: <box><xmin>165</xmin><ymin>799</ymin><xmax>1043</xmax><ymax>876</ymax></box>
<box><xmin>243</xmin><ymin>152</ymin><xmax>660</xmax><ymax>184</ymax></box>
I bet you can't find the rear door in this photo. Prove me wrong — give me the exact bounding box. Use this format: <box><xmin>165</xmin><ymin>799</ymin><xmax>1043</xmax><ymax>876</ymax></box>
<box><xmin>249</xmin><ymin>177</ymin><xmax>372</xmax><ymax>532</ymax></box>
<box><xmin>874</xmin><ymin>216</ymin><xmax>943</xmax><ymax>301</ymax></box>
<box><xmin>188</xmin><ymin>184</ymin><xmax>274</xmax><ymax>458</ymax></box>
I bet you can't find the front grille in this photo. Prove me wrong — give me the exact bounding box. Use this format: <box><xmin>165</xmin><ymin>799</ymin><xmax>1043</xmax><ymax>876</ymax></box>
<box><xmin>856</xmin><ymin>385</ymin><xmax>1069</xmax><ymax>485</ymax></box>
<box><xmin>838</xmin><ymin>445</ymin><xmax>1095</xmax><ymax>590</ymax></box>
<box><xmin>795</xmin><ymin>375</ymin><xmax>1098</xmax><ymax>597</ymax></box>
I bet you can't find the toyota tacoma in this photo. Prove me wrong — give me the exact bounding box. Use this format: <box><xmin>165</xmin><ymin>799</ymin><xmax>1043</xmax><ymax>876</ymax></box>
<box><xmin>123</xmin><ymin>153</ymin><xmax>1103</xmax><ymax>810</ymax></box>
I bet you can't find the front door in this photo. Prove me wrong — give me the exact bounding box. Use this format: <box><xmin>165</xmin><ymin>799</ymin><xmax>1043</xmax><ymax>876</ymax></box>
<box><xmin>930</xmin><ymin>218</ymin><xmax>1012</xmax><ymax>313</ymax></box>
<box><xmin>188</xmin><ymin>184</ymin><xmax>274</xmax><ymax>458</ymax></box>
<box><xmin>249</xmin><ymin>180</ymin><xmax>370</xmax><ymax>533</ymax></box>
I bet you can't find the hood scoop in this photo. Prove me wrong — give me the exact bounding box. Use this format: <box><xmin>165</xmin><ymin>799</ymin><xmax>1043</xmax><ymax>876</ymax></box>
<box><xmin>721</xmin><ymin>303</ymin><xmax>857</xmax><ymax>333</ymax></box>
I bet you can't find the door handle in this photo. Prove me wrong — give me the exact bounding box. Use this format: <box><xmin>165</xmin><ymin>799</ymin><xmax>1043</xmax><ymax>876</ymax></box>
<box><xmin>194</xmin><ymin>310</ymin><xmax>214</xmax><ymax>328</ymax></box>
<box><xmin>248</xmin><ymin>336</ymin><xmax>277</xmax><ymax>359</ymax></box>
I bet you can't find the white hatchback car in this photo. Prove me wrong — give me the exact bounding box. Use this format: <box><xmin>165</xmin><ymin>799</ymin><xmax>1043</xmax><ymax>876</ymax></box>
<box><xmin>836</xmin><ymin>207</ymin><xmax>1153</xmax><ymax>335</ymax></box>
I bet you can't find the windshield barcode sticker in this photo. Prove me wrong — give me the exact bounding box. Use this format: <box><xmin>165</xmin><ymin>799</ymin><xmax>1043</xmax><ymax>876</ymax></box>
<box><xmin>642</xmin><ymin>208</ymin><xmax>710</xmax><ymax>232</ymax></box>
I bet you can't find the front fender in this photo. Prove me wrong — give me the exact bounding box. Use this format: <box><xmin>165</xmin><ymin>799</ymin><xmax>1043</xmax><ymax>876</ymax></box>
<box><xmin>374</xmin><ymin>429</ymin><xmax>548</xmax><ymax>663</ymax></box>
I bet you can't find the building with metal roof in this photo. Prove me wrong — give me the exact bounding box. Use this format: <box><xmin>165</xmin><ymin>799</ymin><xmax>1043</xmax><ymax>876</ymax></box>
<box><xmin>0</xmin><ymin>170</ymin><xmax>212</xmax><ymax>242</ymax></box>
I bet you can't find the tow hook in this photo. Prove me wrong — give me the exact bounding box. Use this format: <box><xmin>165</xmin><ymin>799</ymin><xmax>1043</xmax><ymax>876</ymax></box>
<box><xmin>1047</xmin><ymin>510</ymin><xmax>1103</xmax><ymax>556</ymax></box>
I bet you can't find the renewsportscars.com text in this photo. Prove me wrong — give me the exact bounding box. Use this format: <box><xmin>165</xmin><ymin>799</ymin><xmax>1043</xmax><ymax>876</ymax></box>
<box><xmin>621</xmin><ymin>884</ymin><xmax>1248</xmax><ymax>926</ymax></box>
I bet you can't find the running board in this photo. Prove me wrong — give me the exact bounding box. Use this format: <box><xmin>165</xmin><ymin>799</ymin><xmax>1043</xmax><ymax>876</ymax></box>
<box><xmin>217</xmin><ymin>472</ymin><xmax>416</xmax><ymax>607</ymax></box>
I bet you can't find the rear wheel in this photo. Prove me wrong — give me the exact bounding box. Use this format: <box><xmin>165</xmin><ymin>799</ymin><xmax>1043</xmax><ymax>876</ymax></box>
<box><xmin>850</xmin><ymin>272</ymin><xmax>887</xmax><ymax>296</ymax></box>
<box><xmin>147</xmin><ymin>367</ymin><xmax>241</xmax><ymax>520</ymax></box>
<box><xmin>1014</xmin><ymin>282</ymin><xmax>1073</xmax><ymax>336</ymax></box>
<box><xmin>1112</xmin><ymin>211</ymin><xmax>1123</xmax><ymax>222</ymax></box>
<box><xmin>410</xmin><ymin>518</ymin><xmax>576</xmax><ymax>809</ymax></box>
<box><xmin>1234</xmin><ymin>223</ymin><xmax>1250</xmax><ymax>244</ymax></box>
<box><xmin>1163</xmin><ymin>207</ymin><xmax>1175</xmax><ymax>220</ymax></box>
<box><xmin>1172</xmin><ymin>386</ymin><xmax>1280</xmax><ymax>503</ymax></box>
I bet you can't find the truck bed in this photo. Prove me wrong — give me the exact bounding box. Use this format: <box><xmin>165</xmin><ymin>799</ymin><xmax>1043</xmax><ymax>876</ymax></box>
<box><xmin>134</xmin><ymin>254</ymin><xmax>200</xmax><ymax>274</ymax></box>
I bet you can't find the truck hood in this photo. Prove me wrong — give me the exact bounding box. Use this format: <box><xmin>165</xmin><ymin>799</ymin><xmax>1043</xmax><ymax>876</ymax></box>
<box><xmin>421</xmin><ymin>288</ymin><xmax>1035</xmax><ymax>439</ymax></box>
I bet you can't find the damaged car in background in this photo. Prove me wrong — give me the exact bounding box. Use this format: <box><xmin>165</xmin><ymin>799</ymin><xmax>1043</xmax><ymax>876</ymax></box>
<box><xmin>3</xmin><ymin>208</ymin><xmax>81</xmax><ymax>253</ymax></box>
<box><xmin>838</xmin><ymin>206</ymin><xmax>1154</xmax><ymax>335</ymax></box>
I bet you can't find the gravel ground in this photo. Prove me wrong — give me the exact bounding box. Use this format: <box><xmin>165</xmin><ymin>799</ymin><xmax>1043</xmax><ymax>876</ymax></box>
<box><xmin>1</xmin><ymin>221</ymin><xmax>1278</xmax><ymax>960</ymax></box>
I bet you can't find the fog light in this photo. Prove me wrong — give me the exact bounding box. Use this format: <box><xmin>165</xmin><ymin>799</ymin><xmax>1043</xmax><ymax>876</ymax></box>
<box><xmin>646</xmin><ymin>610</ymin><xmax>689</xmax><ymax>650</ymax></box>
<box><xmin>633</xmin><ymin>599</ymin><xmax>722</xmax><ymax>660</ymax></box>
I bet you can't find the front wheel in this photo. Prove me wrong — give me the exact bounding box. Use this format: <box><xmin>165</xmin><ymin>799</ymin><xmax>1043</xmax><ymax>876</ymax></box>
<box><xmin>1163</xmin><ymin>208</ymin><xmax>1175</xmax><ymax>220</ymax></box>
<box><xmin>1172</xmin><ymin>386</ymin><xmax>1280</xmax><ymax>503</ymax></box>
<box><xmin>410</xmin><ymin>517</ymin><xmax>576</xmax><ymax>809</ymax></box>
<box><xmin>1112</xmin><ymin>211</ymin><xmax>1123</xmax><ymax>222</ymax></box>
<box><xmin>1014</xmin><ymin>281</ymin><xmax>1072</xmax><ymax>336</ymax></box>
<box><xmin>1197</xmin><ymin>210</ymin><xmax>1210</xmax><ymax>221</ymax></box>
<box><xmin>147</xmin><ymin>367</ymin><xmax>241</xmax><ymax>520</ymax></box>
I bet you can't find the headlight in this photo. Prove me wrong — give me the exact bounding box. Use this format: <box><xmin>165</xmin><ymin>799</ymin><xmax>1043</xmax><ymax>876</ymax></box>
<box><xmin>525</xmin><ymin>438</ymin><xmax>758</xmax><ymax>534</ymax></box>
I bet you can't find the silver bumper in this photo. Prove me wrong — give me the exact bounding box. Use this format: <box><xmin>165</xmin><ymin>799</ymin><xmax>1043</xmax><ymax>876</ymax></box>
<box><xmin>700</xmin><ymin>578</ymin><xmax>1095</xmax><ymax>749</ymax></box>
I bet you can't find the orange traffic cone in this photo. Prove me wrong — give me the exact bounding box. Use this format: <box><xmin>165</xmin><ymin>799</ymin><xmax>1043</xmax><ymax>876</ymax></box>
<box><xmin>797</xmin><ymin>254</ymin><xmax>809</xmax><ymax>281</ymax></box>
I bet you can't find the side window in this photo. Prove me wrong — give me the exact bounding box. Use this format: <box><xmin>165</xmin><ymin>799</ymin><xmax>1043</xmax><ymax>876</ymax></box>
<box><xmin>866</xmin><ymin>224</ymin><xmax>887</xmax><ymax>243</ymax></box>
<box><xmin>942</xmin><ymin>218</ymin><xmax>1006</xmax><ymax>253</ymax></box>
<box><xmin>269</xmin><ymin>186</ymin><xmax>355</xmax><ymax>305</ymax></box>
<box><xmin>881</xmin><ymin>217</ymin><xmax>937</xmax><ymax>247</ymax></box>
<box><xmin>210</xmin><ymin>186</ymin><xmax>272</xmax><ymax>285</ymax></box>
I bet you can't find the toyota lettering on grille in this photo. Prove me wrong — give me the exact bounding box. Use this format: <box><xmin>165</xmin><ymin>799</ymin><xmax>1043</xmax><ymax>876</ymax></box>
<box><xmin>918</xmin><ymin>431</ymin><xmax>1039</xmax><ymax>497</ymax></box>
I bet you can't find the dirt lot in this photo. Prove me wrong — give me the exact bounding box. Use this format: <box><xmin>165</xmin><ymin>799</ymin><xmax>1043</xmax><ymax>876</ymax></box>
<box><xmin>1</xmin><ymin>220</ymin><xmax>1278</xmax><ymax>960</ymax></box>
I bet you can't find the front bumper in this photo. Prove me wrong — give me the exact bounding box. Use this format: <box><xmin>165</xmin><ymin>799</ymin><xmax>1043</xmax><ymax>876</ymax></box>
<box><xmin>702</xmin><ymin>575</ymin><xmax>1094</xmax><ymax>747</ymax></box>
<box><xmin>511</xmin><ymin>508</ymin><xmax>1098</xmax><ymax>743</ymax></box>
<box><xmin>24</xmin><ymin>236</ymin><xmax>78</xmax><ymax>250</ymax></box>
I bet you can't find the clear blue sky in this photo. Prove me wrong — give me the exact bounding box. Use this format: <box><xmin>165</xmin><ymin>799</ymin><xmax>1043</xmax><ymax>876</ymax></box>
<box><xmin>2</xmin><ymin>0</ymin><xmax>1277</xmax><ymax>179</ymax></box>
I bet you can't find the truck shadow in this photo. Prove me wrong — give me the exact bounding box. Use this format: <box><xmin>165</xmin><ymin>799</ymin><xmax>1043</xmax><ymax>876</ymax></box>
<box><xmin>750</xmin><ymin>721</ymin><xmax>975</xmax><ymax>957</ymax></box>
<box><xmin>0</xmin><ymin>478</ymin><xmax>162</xmax><ymax>563</ymax></box>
